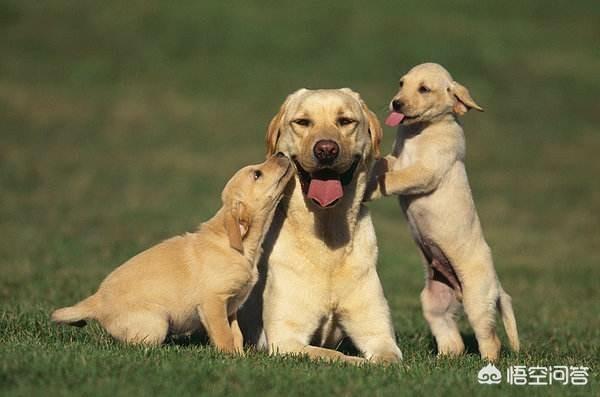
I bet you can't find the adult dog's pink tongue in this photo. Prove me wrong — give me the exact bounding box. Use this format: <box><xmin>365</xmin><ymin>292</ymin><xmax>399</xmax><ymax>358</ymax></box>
<box><xmin>307</xmin><ymin>178</ymin><xmax>343</xmax><ymax>207</ymax></box>
<box><xmin>385</xmin><ymin>111</ymin><xmax>405</xmax><ymax>127</ymax></box>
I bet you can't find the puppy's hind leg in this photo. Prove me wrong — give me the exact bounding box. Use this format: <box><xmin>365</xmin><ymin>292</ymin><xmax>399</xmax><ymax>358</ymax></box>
<box><xmin>421</xmin><ymin>278</ymin><xmax>464</xmax><ymax>357</ymax></box>
<box><xmin>462</xmin><ymin>270</ymin><xmax>502</xmax><ymax>361</ymax></box>
<box><xmin>102</xmin><ymin>311</ymin><xmax>169</xmax><ymax>346</ymax></box>
<box><xmin>418</xmin><ymin>242</ymin><xmax>464</xmax><ymax>357</ymax></box>
<box><xmin>498</xmin><ymin>287</ymin><xmax>519</xmax><ymax>352</ymax></box>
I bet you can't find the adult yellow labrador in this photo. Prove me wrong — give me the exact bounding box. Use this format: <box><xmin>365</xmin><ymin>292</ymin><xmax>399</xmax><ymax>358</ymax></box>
<box><xmin>241</xmin><ymin>88</ymin><xmax>402</xmax><ymax>364</ymax></box>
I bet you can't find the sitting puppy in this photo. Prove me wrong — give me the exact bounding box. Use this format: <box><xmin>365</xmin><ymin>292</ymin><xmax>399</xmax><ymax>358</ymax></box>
<box><xmin>52</xmin><ymin>154</ymin><xmax>293</xmax><ymax>353</ymax></box>
<box><xmin>366</xmin><ymin>63</ymin><xmax>519</xmax><ymax>361</ymax></box>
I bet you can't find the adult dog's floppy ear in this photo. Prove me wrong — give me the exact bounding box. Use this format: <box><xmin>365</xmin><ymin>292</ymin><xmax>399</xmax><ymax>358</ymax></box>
<box><xmin>224</xmin><ymin>201</ymin><xmax>250</xmax><ymax>253</ymax></box>
<box><xmin>266</xmin><ymin>89</ymin><xmax>308</xmax><ymax>157</ymax></box>
<box><xmin>266</xmin><ymin>104</ymin><xmax>285</xmax><ymax>157</ymax></box>
<box><xmin>341</xmin><ymin>89</ymin><xmax>383</xmax><ymax>159</ymax></box>
<box><xmin>366</xmin><ymin>107</ymin><xmax>383</xmax><ymax>159</ymax></box>
<box><xmin>451</xmin><ymin>81</ymin><xmax>484</xmax><ymax>116</ymax></box>
<box><xmin>361</xmin><ymin>102</ymin><xmax>383</xmax><ymax>159</ymax></box>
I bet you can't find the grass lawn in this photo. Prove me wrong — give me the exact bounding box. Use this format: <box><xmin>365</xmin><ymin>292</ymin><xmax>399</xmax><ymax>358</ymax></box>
<box><xmin>1</xmin><ymin>1</ymin><xmax>598</xmax><ymax>396</ymax></box>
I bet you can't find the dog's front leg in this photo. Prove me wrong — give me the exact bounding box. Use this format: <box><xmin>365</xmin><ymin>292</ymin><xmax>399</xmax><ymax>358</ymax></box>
<box><xmin>380</xmin><ymin>163</ymin><xmax>441</xmax><ymax>196</ymax></box>
<box><xmin>229</xmin><ymin>312</ymin><xmax>245</xmax><ymax>354</ymax></box>
<box><xmin>336</xmin><ymin>264</ymin><xmax>403</xmax><ymax>364</ymax></box>
<box><xmin>197</xmin><ymin>300</ymin><xmax>239</xmax><ymax>354</ymax></box>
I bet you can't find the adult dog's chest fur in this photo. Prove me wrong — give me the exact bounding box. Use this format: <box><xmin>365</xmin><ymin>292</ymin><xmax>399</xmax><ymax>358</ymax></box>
<box><xmin>264</xmin><ymin>179</ymin><xmax>374</xmax><ymax>301</ymax></box>
<box><xmin>273</xmin><ymin>205</ymin><xmax>359</xmax><ymax>273</ymax></box>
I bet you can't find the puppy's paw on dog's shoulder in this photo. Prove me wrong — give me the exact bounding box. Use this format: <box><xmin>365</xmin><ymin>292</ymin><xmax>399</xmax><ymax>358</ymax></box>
<box><xmin>364</xmin><ymin>157</ymin><xmax>391</xmax><ymax>202</ymax></box>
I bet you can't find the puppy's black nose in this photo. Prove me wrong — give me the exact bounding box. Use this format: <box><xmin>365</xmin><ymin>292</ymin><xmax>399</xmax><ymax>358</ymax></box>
<box><xmin>313</xmin><ymin>140</ymin><xmax>339</xmax><ymax>164</ymax></box>
<box><xmin>392</xmin><ymin>99</ymin><xmax>403</xmax><ymax>112</ymax></box>
<box><xmin>276</xmin><ymin>152</ymin><xmax>286</xmax><ymax>158</ymax></box>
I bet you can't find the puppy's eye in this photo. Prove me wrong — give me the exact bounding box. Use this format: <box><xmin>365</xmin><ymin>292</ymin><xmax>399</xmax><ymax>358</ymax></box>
<box><xmin>253</xmin><ymin>170</ymin><xmax>262</xmax><ymax>180</ymax></box>
<box><xmin>337</xmin><ymin>117</ymin><xmax>355</xmax><ymax>126</ymax></box>
<box><xmin>399</xmin><ymin>80</ymin><xmax>404</xmax><ymax>88</ymax></box>
<box><xmin>418</xmin><ymin>85</ymin><xmax>431</xmax><ymax>94</ymax></box>
<box><xmin>292</xmin><ymin>118</ymin><xmax>310</xmax><ymax>127</ymax></box>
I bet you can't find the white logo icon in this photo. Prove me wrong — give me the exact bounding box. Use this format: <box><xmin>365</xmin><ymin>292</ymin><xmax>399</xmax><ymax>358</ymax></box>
<box><xmin>478</xmin><ymin>363</ymin><xmax>502</xmax><ymax>384</ymax></box>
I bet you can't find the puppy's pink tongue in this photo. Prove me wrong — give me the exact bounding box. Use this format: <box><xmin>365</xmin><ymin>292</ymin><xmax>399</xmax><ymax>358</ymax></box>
<box><xmin>307</xmin><ymin>178</ymin><xmax>343</xmax><ymax>207</ymax></box>
<box><xmin>385</xmin><ymin>111</ymin><xmax>405</xmax><ymax>127</ymax></box>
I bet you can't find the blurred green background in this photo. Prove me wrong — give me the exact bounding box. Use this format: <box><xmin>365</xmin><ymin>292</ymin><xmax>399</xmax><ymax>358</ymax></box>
<box><xmin>1</xmin><ymin>1</ymin><xmax>598</xmax><ymax>396</ymax></box>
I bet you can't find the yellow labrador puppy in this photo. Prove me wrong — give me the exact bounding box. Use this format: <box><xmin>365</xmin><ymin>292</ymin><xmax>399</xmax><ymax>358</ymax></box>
<box><xmin>241</xmin><ymin>88</ymin><xmax>402</xmax><ymax>364</ymax></box>
<box><xmin>366</xmin><ymin>63</ymin><xmax>519</xmax><ymax>361</ymax></box>
<box><xmin>52</xmin><ymin>154</ymin><xmax>293</xmax><ymax>353</ymax></box>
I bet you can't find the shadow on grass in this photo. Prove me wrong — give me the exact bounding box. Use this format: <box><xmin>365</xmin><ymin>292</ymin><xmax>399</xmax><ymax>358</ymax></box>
<box><xmin>169</xmin><ymin>332</ymin><xmax>367</xmax><ymax>359</ymax></box>
<box><xmin>166</xmin><ymin>330</ymin><xmax>210</xmax><ymax>347</ymax></box>
<box><xmin>335</xmin><ymin>337</ymin><xmax>361</xmax><ymax>357</ymax></box>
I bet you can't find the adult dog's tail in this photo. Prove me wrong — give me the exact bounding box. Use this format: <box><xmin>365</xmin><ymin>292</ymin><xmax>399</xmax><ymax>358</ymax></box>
<box><xmin>51</xmin><ymin>295</ymin><xmax>97</xmax><ymax>327</ymax></box>
<box><xmin>498</xmin><ymin>287</ymin><xmax>520</xmax><ymax>352</ymax></box>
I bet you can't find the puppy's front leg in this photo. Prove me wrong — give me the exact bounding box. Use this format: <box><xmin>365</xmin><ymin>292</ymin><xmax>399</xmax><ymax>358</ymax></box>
<box><xmin>380</xmin><ymin>163</ymin><xmax>441</xmax><ymax>196</ymax></box>
<box><xmin>197</xmin><ymin>300</ymin><xmax>238</xmax><ymax>354</ymax></box>
<box><xmin>364</xmin><ymin>156</ymin><xmax>393</xmax><ymax>201</ymax></box>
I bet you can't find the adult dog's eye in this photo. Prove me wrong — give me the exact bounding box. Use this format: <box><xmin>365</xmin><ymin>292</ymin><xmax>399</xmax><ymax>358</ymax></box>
<box><xmin>292</xmin><ymin>118</ymin><xmax>310</xmax><ymax>127</ymax></box>
<box><xmin>253</xmin><ymin>170</ymin><xmax>262</xmax><ymax>180</ymax></box>
<box><xmin>338</xmin><ymin>117</ymin><xmax>355</xmax><ymax>126</ymax></box>
<box><xmin>418</xmin><ymin>85</ymin><xmax>431</xmax><ymax>94</ymax></box>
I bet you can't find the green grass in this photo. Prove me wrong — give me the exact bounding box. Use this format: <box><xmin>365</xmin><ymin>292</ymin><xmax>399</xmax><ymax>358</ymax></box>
<box><xmin>1</xmin><ymin>1</ymin><xmax>599</xmax><ymax>396</ymax></box>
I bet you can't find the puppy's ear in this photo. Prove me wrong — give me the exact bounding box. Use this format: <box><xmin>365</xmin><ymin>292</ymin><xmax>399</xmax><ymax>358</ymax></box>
<box><xmin>451</xmin><ymin>81</ymin><xmax>484</xmax><ymax>116</ymax></box>
<box><xmin>224</xmin><ymin>201</ymin><xmax>250</xmax><ymax>253</ymax></box>
<box><xmin>266</xmin><ymin>89</ymin><xmax>307</xmax><ymax>157</ymax></box>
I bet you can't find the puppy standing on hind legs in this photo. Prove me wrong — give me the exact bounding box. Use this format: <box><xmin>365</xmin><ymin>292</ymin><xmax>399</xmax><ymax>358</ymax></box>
<box><xmin>51</xmin><ymin>154</ymin><xmax>294</xmax><ymax>353</ymax></box>
<box><xmin>365</xmin><ymin>63</ymin><xmax>519</xmax><ymax>361</ymax></box>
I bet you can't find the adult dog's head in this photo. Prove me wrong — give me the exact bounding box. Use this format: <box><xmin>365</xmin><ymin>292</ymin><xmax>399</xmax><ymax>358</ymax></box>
<box><xmin>266</xmin><ymin>88</ymin><xmax>382</xmax><ymax>209</ymax></box>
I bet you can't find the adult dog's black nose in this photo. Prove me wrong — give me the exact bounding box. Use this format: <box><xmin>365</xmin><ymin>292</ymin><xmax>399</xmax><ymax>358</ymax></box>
<box><xmin>313</xmin><ymin>140</ymin><xmax>339</xmax><ymax>164</ymax></box>
<box><xmin>392</xmin><ymin>99</ymin><xmax>404</xmax><ymax>112</ymax></box>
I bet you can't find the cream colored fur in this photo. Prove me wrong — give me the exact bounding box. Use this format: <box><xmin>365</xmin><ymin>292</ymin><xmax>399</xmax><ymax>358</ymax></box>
<box><xmin>51</xmin><ymin>155</ymin><xmax>293</xmax><ymax>353</ymax></box>
<box><xmin>366</xmin><ymin>63</ymin><xmax>519</xmax><ymax>361</ymax></box>
<box><xmin>244</xmin><ymin>88</ymin><xmax>402</xmax><ymax>365</ymax></box>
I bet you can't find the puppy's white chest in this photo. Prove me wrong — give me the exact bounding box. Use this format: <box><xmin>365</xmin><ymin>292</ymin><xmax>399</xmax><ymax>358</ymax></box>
<box><xmin>392</xmin><ymin>134</ymin><xmax>419</xmax><ymax>169</ymax></box>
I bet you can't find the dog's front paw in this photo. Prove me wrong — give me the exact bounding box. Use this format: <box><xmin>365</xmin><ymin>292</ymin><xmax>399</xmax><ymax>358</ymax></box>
<box><xmin>364</xmin><ymin>175</ymin><xmax>388</xmax><ymax>202</ymax></box>
<box><xmin>344</xmin><ymin>355</ymin><xmax>368</xmax><ymax>366</ymax></box>
<box><xmin>369</xmin><ymin>351</ymin><xmax>402</xmax><ymax>365</ymax></box>
<box><xmin>364</xmin><ymin>158</ymin><xmax>390</xmax><ymax>202</ymax></box>
<box><xmin>367</xmin><ymin>346</ymin><xmax>403</xmax><ymax>365</ymax></box>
